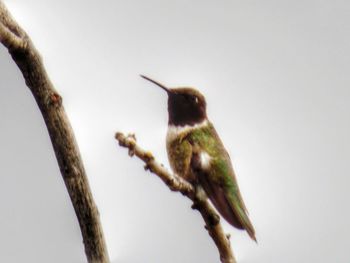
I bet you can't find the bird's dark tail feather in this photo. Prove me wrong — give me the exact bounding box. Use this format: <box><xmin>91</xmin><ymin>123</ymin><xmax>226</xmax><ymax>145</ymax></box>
<box><xmin>199</xmin><ymin>177</ymin><xmax>257</xmax><ymax>242</ymax></box>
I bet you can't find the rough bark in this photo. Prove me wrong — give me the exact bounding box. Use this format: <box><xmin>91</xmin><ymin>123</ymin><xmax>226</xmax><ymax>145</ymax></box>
<box><xmin>0</xmin><ymin>2</ymin><xmax>109</xmax><ymax>262</ymax></box>
<box><xmin>115</xmin><ymin>132</ymin><xmax>236</xmax><ymax>263</ymax></box>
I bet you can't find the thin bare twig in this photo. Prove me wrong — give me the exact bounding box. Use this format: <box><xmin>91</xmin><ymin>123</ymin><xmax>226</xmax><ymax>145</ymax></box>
<box><xmin>115</xmin><ymin>132</ymin><xmax>236</xmax><ymax>263</ymax></box>
<box><xmin>0</xmin><ymin>2</ymin><xmax>109</xmax><ymax>262</ymax></box>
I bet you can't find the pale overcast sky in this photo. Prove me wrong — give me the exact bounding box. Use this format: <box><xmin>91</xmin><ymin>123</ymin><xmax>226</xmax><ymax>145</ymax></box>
<box><xmin>1</xmin><ymin>0</ymin><xmax>350</xmax><ymax>262</ymax></box>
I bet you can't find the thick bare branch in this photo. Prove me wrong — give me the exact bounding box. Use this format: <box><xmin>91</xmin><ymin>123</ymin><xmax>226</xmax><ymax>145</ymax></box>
<box><xmin>0</xmin><ymin>2</ymin><xmax>109</xmax><ymax>262</ymax></box>
<box><xmin>115</xmin><ymin>132</ymin><xmax>236</xmax><ymax>263</ymax></box>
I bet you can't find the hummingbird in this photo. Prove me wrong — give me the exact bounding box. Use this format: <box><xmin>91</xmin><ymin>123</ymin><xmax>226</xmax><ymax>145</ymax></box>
<box><xmin>141</xmin><ymin>75</ymin><xmax>256</xmax><ymax>241</ymax></box>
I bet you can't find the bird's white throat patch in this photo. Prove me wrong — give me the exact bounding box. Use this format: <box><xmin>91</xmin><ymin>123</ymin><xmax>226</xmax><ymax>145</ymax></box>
<box><xmin>166</xmin><ymin>119</ymin><xmax>209</xmax><ymax>143</ymax></box>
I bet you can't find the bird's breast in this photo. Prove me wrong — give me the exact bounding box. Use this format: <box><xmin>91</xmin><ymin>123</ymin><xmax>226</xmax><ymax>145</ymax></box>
<box><xmin>165</xmin><ymin>120</ymin><xmax>210</xmax><ymax>182</ymax></box>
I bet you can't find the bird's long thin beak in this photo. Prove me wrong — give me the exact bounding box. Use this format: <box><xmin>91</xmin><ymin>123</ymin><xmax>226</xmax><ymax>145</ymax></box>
<box><xmin>140</xmin><ymin>75</ymin><xmax>170</xmax><ymax>93</ymax></box>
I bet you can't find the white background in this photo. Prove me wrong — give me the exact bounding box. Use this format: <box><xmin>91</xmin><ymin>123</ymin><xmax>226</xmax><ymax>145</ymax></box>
<box><xmin>0</xmin><ymin>1</ymin><xmax>349</xmax><ymax>262</ymax></box>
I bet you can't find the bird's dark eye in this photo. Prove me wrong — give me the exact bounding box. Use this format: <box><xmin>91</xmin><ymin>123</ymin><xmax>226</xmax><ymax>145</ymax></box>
<box><xmin>191</xmin><ymin>96</ymin><xmax>199</xmax><ymax>103</ymax></box>
<box><xmin>189</xmin><ymin>95</ymin><xmax>198</xmax><ymax>103</ymax></box>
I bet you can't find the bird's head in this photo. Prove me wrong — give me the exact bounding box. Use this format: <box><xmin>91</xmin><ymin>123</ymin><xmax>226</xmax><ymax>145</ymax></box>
<box><xmin>141</xmin><ymin>75</ymin><xmax>207</xmax><ymax>126</ymax></box>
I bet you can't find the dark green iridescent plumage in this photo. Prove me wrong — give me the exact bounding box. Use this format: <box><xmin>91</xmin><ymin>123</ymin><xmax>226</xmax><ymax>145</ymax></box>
<box><xmin>167</xmin><ymin>122</ymin><xmax>256</xmax><ymax>241</ymax></box>
<box><xmin>140</xmin><ymin>75</ymin><xmax>256</xmax><ymax>241</ymax></box>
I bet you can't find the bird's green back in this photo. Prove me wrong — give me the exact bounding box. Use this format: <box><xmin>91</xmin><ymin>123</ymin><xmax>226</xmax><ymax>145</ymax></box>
<box><xmin>166</xmin><ymin>122</ymin><xmax>256</xmax><ymax>240</ymax></box>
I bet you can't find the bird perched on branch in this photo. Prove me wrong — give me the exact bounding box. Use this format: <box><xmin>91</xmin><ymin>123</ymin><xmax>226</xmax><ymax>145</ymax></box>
<box><xmin>141</xmin><ymin>75</ymin><xmax>256</xmax><ymax>242</ymax></box>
